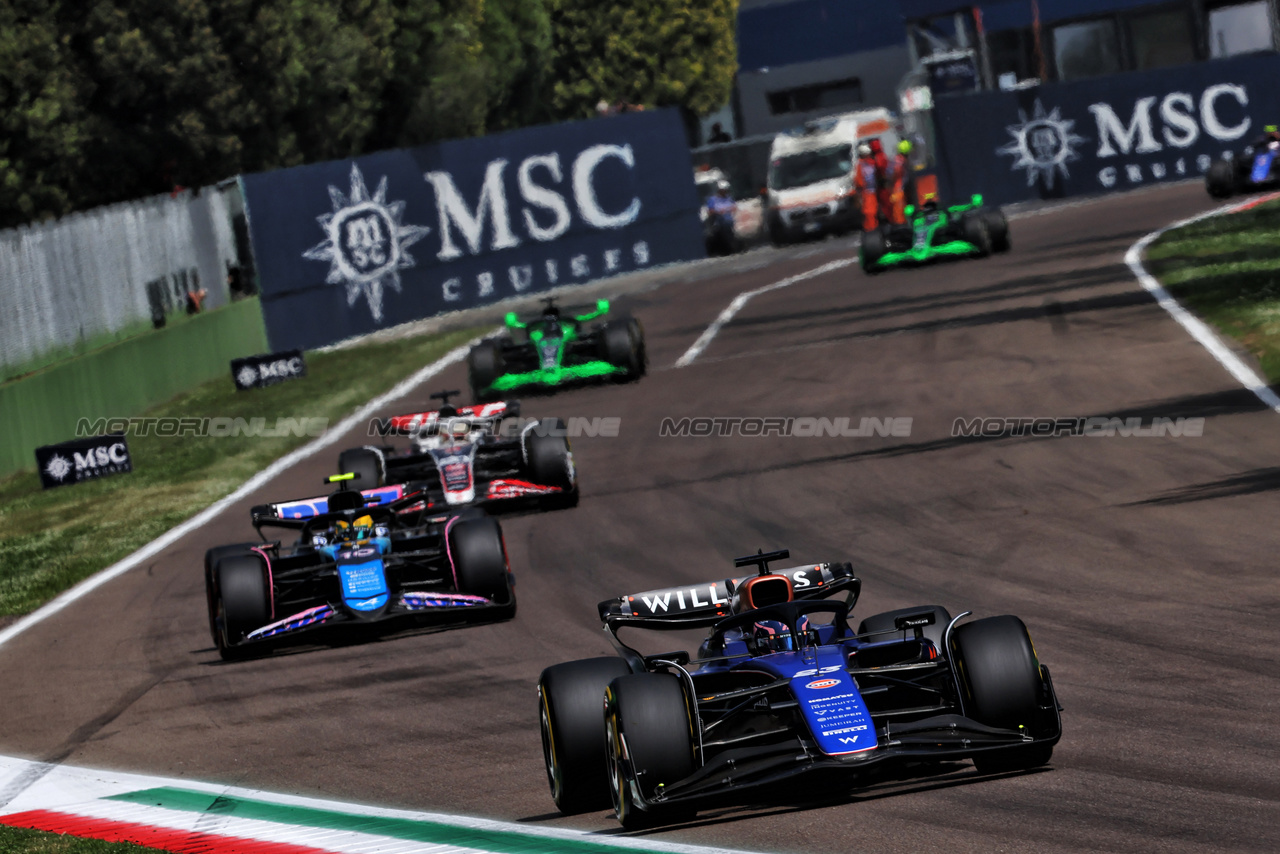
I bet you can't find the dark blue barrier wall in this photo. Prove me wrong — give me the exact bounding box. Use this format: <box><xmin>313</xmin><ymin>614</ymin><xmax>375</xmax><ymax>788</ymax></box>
<box><xmin>241</xmin><ymin>109</ymin><xmax>703</xmax><ymax>352</ymax></box>
<box><xmin>932</xmin><ymin>53</ymin><xmax>1280</xmax><ymax>209</ymax></box>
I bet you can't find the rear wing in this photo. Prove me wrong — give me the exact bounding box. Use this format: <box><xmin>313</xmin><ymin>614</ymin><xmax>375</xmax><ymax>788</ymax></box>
<box><xmin>598</xmin><ymin>562</ymin><xmax>859</xmax><ymax>629</ymax></box>
<box><xmin>383</xmin><ymin>401</ymin><xmax>516</xmax><ymax>436</ymax></box>
<box><xmin>250</xmin><ymin>484</ymin><xmax>407</xmax><ymax>528</ymax></box>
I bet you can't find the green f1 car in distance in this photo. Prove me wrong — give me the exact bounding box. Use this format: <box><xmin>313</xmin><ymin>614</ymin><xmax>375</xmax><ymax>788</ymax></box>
<box><xmin>861</xmin><ymin>195</ymin><xmax>1010</xmax><ymax>274</ymax></box>
<box><xmin>467</xmin><ymin>298</ymin><xmax>645</xmax><ymax>402</ymax></box>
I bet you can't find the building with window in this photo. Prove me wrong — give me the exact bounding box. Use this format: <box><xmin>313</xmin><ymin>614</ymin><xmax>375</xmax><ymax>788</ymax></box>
<box><xmin>729</xmin><ymin>0</ymin><xmax>1279</xmax><ymax>138</ymax></box>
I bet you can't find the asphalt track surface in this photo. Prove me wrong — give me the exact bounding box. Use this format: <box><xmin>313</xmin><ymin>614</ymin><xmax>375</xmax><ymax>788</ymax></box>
<box><xmin>3</xmin><ymin>182</ymin><xmax>1280</xmax><ymax>853</ymax></box>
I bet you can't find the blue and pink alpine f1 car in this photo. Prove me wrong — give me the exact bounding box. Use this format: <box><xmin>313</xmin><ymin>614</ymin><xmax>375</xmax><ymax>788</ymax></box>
<box><xmin>538</xmin><ymin>549</ymin><xmax>1062</xmax><ymax>828</ymax></box>
<box><xmin>1206</xmin><ymin>128</ymin><xmax>1280</xmax><ymax>198</ymax></box>
<box><xmin>203</xmin><ymin>477</ymin><xmax>514</xmax><ymax>659</ymax></box>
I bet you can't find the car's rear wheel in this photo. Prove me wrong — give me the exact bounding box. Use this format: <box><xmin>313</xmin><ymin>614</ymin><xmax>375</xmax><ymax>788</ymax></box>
<box><xmin>606</xmin><ymin>673</ymin><xmax>697</xmax><ymax>829</ymax></box>
<box><xmin>213</xmin><ymin>554</ymin><xmax>272</xmax><ymax>660</ymax></box>
<box><xmin>337</xmin><ymin>447</ymin><xmax>384</xmax><ymax>489</ymax></box>
<box><xmin>984</xmin><ymin>209</ymin><xmax>1011</xmax><ymax>253</ymax></box>
<box><xmin>951</xmin><ymin>615</ymin><xmax>1053</xmax><ymax>773</ymax></box>
<box><xmin>525</xmin><ymin>421</ymin><xmax>575</xmax><ymax>493</ymax></box>
<box><xmin>538</xmin><ymin>657</ymin><xmax>632</xmax><ymax>814</ymax></box>
<box><xmin>1206</xmin><ymin>159</ymin><xmax>1236</xmax><ymax>199</ymax></box>
<box><xmin>448</xmin><ymin>515</ymin><xmax>513</xmax><ymax>615</ymax></box>
<box><xmin>857</xmin><ymin>605</ymin><xmax>953</xmax><ymax>652</ymax></box>
<box><xmin>468</xmin><ymin>340</ymin><xmax>504</xmax><ymax>402</ymax></box>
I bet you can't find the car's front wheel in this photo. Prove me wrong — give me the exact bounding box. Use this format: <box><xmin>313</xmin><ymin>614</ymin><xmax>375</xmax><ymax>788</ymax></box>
<box><xmin>1206</xmin><ymin>159</ymin><xmax>1236</xmax><ymax>199</ymax></box>
<box><xmin>213</xmin><ymin>553</ymin><xmax>272</xmax><ymax>660</ymax></box>
<box><xmin>951</xmin><ymin>615</ymin><xmax>1053</xmax><ymax>773</ymax></box>
<box><xmin>449</xmin><ymin>515</ymin><xmax>514</xmax><ymax>616</ymax></box>
<box><xmin>606</xmin><ymin>673</ymin><xmax>697</xmax><ymax>829</ymax></box>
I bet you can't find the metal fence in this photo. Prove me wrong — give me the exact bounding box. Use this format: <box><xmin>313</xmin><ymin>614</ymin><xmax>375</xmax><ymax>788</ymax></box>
<box><xmin>0</xmin><ymin>182</ymin><xmax>246</xmax><ymax>378</ymax></box>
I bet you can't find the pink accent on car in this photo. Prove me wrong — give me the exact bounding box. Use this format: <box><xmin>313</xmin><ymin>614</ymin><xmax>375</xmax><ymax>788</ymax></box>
<box><xmin>251</xmin><ymin>546</ymin><xmax>275</xmax><ymax>620</ymax></box>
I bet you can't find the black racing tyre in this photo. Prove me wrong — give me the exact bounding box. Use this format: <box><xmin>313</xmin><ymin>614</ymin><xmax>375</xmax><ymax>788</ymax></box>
<box><xmin>857</xmin><ymin>605</ymin><xmax>953</xmax><ymax>653</ymax></box>
<box><xmin>951</xmin><ymin>615</ymin><xmax>1053</xmax><ymax>773</ymax></box>
<box><xmin>1206</xmin><ymin>159</ymin><xmax>1236</xmax><ymax>199</ymax></box>
<box><xmin>538</xmin><ymin>657</ymin><xmax>633</xmax><ymax>814</ymax></box>
<box><xmin>606</xmin><ymin>673</ymin><xmax>697</xmax><ymax>830</ymax></box>
<box><xmin>204</xmin><ymin>543</ymin><xmax>260</xmax><ymax>646</ymax></box>
<box><xmin>601</xmin><ymin>322</ymin><xmax>642</xmax><ymax>378</ymax></box>
<box><xmin>468</xmin><ymin>340</ymin><xmax>503</xmax><ymax>402</ymax></box>
<box><xmin>337</xmin><ymin>447</ymin><xmax>384</xmax><ymax>489</ymax></box>
<box><xmin>961</xmin><ymin>213</ymin><xmax>992</xmax><ymax>257</ymax></box>
<box><xmin>525</xmin><ymin>420</ymin><xmax>575</xmax><ymax>490</ymax></box>
<box><xmin>448</xmin><ymin>515</ymin><xmax>513</xmax><ymax>611</ymax></box>
<box><xmin>213</xmin><ymin>554</ymin><xmax>272</xmax><ymax>660</ymax></box>
<box><xmin>984</xmin><ymin>209</ymin><xmax>1011</xmax><ymax>253</ymax></box>
<box><xmin>625</xmin><ymin>316</ymin><xmax>647</xmax><ymax>377</ymax></box>
<box><xmin>861</xmin><ymin>227</ymin><xmax>887</xmax><ymax>272</ymax></box>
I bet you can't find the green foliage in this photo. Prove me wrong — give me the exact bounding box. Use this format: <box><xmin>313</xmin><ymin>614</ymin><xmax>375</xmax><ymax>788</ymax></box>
<box><xmin>545</xmin><ymin>0</ymin><xmax>738</xmax><ymax>120</ymax></box>
<box><xmin>0</xmin><ymin>0</ymin><xmax>736</xmax><ymax>228</ymax></box>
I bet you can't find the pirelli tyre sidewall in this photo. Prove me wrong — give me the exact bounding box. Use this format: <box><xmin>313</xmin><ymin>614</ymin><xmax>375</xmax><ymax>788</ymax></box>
<box><xmin>538</xmin><ymin>657</ymin><xmax>632</xmax><ymax>814</ymax></box>
<box><xmin>204</xmin><ymin>543</ymin><xmax>260</xmax><ymax>647</ymax></box>
<box><xmin>605</xmin><ymin>673</ymin><xmax>697</xmax><ymax>829</ymax></box>
<box><xmin>213</xmin><ymin>552</ymin><xmax>272</xmax><ymax>660</ymax></box>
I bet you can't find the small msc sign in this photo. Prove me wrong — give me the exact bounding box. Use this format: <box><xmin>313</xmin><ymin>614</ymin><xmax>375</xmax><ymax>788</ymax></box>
<box><xmin>231</xmin><ymin>349</ymin><xmax>307</xmax><ymax>390</ymax></box>
<box><xmin>35</xmin><ymin>434</ymin><xmax>133</xmax><ymax>489</ymax></box>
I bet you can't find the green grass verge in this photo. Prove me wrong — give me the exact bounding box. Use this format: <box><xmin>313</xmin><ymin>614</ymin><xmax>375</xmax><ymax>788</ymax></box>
<box><xmin>0</xmin><ymin>325</ymin><xmax>484</xmax><ymax>618</ymax></box>
<box><xmin>0</xmin><ymin>825</ymin><xmax>160</xmax><ymax>853</ymax></box>
<box><xmin>1145</xmin><ymin>197</ymin><xmax>1280</xmax><ymax>380</ymax></box>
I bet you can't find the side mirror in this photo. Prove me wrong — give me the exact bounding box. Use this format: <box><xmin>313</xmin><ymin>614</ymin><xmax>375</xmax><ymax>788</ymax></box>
<box><xmin>971</xmin><ymin>193</ymin><xmax>984</xmax><ymax>206</ymax></box>
<box><xmin>904</xmin><ymin>204</ymin><xmax>915</xmax><ymax>217</ymax></box>
<box><xmin>596</xmin><ymin>299</ymin><xmax>609</xmax><ymax>314</ymax></box>
<box><xmin>504</xmin><ymin>311</ymin><xmax>518</xmax><ymax>327</ymax></box>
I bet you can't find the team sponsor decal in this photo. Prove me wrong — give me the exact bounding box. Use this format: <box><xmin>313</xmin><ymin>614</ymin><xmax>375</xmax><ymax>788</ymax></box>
<box><xmin>621</xmin><ymin>565</ymin><xmax>829</xmax><ymax>617</ymax></box>
<box><xmin>34</xmin><ymin>434</ymin><xmax>133</xmax><ymax>490</ymax></box>
<box><xmin>486</xmin><ymin>479</ymin><xmax>563</xmax><ymax>499</ymax></box>
<box><xmin>399</xmin><ymin>591</ymin><xmax>492</xmax><ymax>611</ymax></box>
<box><xmin>273</xmin><ymin>485</ymin><xmax>404</xmax><ymax>519</ymax></box>
<box><xmin>806</xmin><ymin>678</ymin><xmax>841</xmax><ymax>690</ymax></box>
<box><xmin>231</xmin><ymin>350</ymin><xmax>307</xmax><ymax>390</ymax></box>
<box><xmin>429</xmin><ymin>444</ymin><xmax>477</xmax><ymax>504</ymax></box>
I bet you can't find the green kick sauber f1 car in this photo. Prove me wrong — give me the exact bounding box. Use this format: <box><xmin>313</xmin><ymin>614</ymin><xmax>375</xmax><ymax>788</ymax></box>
<box><xmin>467</xmin><ymin>298</ymin><xmax>646</xmax><ymax>402</ymax></box>
<box><xmin>860</xmin><ymin>194</ymin><xmax>1010</xmax><ymax>274</ymax></box>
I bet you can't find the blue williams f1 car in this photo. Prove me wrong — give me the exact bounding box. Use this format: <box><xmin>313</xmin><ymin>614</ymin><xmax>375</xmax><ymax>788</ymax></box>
<box><xmin>204</xmin><ymin>475</ymin><xmax>514</xmax><ymax>660</ymax></box>
<box><xmin>538</xmin><ymin>549</ymin><xmax>1061</xmax><ymax>828</ymax></box>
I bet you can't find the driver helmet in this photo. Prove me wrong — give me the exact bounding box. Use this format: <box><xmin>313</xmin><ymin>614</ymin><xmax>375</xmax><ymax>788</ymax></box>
<box><xmin>857</xmin><ymin>143</ymin><xmax>872</xmax><ymax>158</ymax></box>
<box><xmin>334</xmin><ymin>514</ymin><xmax>374</xmax><ymax>544</ymax></box>
<box><xmin>752</xmin><ymin>616</ymin><xmax>812</xmax><ymax>652</ymax></box>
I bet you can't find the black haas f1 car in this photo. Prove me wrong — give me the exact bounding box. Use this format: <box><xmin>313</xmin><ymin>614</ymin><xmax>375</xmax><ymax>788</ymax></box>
<box><xmin>336</xmin><ymin>390</ymin><xmax>577</xmax><ymax>515</ymax></box>
<box><xmin>203</xmin><ymin>475</ymin><xmax>514</xmax><ymax>660</ymax></box>
<box><xmin>538</xmin><ymin>549</ymin><xmax>1061</xmax><ymax>828</ymax></box>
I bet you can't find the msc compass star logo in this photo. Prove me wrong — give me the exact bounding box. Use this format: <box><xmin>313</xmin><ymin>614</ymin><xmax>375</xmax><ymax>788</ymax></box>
<box><xmin>997</xmin><ymin>100</ymin><xmax>1088</xmax><ymax>189</ymax></box>
<box><xmin>303</xmin><ymin>164</ymin><xmax>431</xmax><ymax>323</ymax></box>
<box><xmin>236</xmin><ymin>366</ymin><xmax>259</xmax><ymax>388</ymax></box>
<box><xmin>44</xmin><ymin>454</ymin><xmax>72</xmax><ymax>482</ymax></box>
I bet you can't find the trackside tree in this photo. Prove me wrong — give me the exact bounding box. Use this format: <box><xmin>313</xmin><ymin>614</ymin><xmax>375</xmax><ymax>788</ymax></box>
<box><xmin>0</xmin><ymin>0</ymin><xmax>738</xmax><ymax>229</ymax></box>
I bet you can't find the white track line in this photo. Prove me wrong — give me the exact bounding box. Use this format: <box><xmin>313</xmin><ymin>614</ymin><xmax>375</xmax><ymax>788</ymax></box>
<box><xmin>675</xmin><ymin>258</ymin><xmax>856</xmax><ymax>367</ymax></box>
<box><xmin>1125</xmin><ymin>192</ymin><xmax>1280</xmax><ymax>413</ymax></box>
<box><xmin>0</xmin><ymin>333</ymin><xmax>492</xmax><ymax>652</ymax></box>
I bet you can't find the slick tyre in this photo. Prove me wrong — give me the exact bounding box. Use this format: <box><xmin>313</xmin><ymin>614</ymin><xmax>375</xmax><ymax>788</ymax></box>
<box><xmin>984</xmin><ymin>209</ymin><xmax>1011</xmax><ymax>253</ymax></box>
<box><xmin>448</xmin><ymin>515</ymin><xmax>513</xmax><ymax>613</ymax></box>
<box><xmin>857</xmin><ymin>605</ymin><xmax>952</xmax><ymax>652</ymax></box>
<box><xmin>961</xmin><ymin>213</ymin><xmax>992</xmax><ymax>257</ymax></box>
<box><xmin>951</xmin><ymin>615</ymin><xmax>1053</xmax><ymax>773</ymax></box>
<box><xmin>861</xmin><ymin>226</ymin><xmax>887</xmax><ymax>272</ymax></box>
<box><xmin>1206</xmin><ymin>159</ymin><xmax>1236</xmax><ymax>199</ymax></box>
<box><xmin>468</xmin><ymin>340</ymin><xmax>503</xmax><ymax>402</ymax></box>
<box><xmin>204</xmin><ymin>544</ymin><xmax>260</xmax><ymax>646</ymax></box>
<box><xmin>213</xmin><ymin>554</ymin><xmax>272</xmax><ymax>660</ymax></box>
<box><xmin>602</xmin><ymin>321</ymin><xmax>643</xmax><ymax>379</ymax></box>
<box><xmin>625</xmin><ymin>316</ymin><xmax>647</xmax><ymax>377</ymax></box>
<box><xmin>337</xmin><ymin>447</ymin><xmax>384</xmax><ymax>489</ymax></box>
<box><xmin>538</xmin><ymin>657</ymin><xmax>632</xmax><ymax>814</ymax></box>
<box><xmin>606</xmin><ymin>673</ymin><xmax>697</xmax><ymax>830</ymax></box>
<box><xmin>525</xmin><ymin>421</ymin><xmax>575</xmax><ymax>492</ymax></box>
